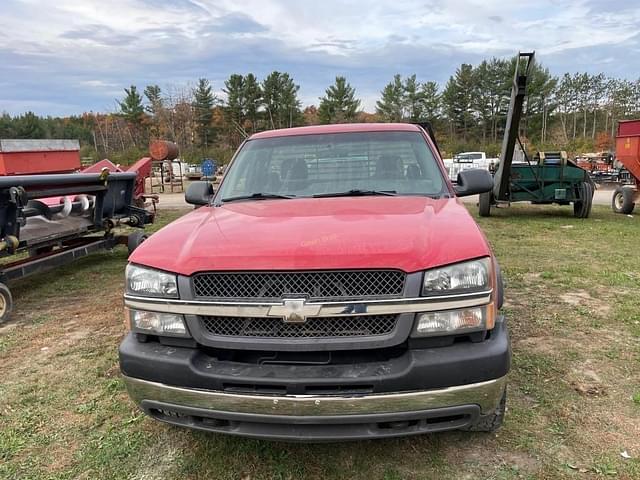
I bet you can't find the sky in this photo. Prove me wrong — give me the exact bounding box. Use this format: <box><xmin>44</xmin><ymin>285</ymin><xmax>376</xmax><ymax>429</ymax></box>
<box><xmin>1</xmin><ymin>0</ymin><xmax>639</xmax><ymax>116</ymax></box>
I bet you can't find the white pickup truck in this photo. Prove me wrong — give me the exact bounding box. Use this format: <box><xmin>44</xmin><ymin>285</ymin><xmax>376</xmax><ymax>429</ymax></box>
<box><xmin>443</xmin><ymin>152</ymin><xmax>497</xmax><ymax>181</ymax></box>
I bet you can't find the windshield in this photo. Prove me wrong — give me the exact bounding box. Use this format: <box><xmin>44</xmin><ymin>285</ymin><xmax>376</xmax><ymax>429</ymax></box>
<box><xmin>217</xmin><ymin>131</ymin><xmax>446</xmax><ymax>201</ymax></box>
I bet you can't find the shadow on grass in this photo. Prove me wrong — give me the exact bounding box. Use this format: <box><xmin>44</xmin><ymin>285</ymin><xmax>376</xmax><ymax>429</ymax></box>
<box><xmin>176</xmin><ymin>428</ymin><xmax>481</xmax><ymax>479</ymax></box>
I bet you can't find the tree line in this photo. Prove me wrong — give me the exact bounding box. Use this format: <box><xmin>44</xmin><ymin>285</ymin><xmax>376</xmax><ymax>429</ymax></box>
<box><xmin>1</xmin><ymin>56</ymin><xmax>640</xmax><ymax>164</ymax></box>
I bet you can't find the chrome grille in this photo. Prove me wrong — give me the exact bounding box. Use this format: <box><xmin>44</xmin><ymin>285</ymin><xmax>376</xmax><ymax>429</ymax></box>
<box><xmin>200</xmin><ymin>315</ymin><xmax>398</xmax><ymax>338</ymax></box>
<box><xmin>192</xmin><ymin>270</ymin><xmax>405</xmax><ymax>300</ymax></box>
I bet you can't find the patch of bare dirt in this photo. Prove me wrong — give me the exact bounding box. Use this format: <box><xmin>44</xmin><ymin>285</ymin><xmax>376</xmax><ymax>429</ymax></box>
<box><xmin>2</xmin><ymin>291</ymin><xmax>124</xmax><ymax>369</ymax></box>
<box><xmin>444</xmin><ymin>442</ymin><xmax>541</xmax><ymax>478</ymax></box>
<box><xmin>131</xmin><ymin>429</ymin><xmax>187</xmax><ymax>480</ymax></box>
<box><xmin>516</xmin><ymin>335</ymin><xmax>575</xmax><ymax>356</ymax></box>
<box><xmin>42</xmin><ymin>410</ymin><xmax>84</xmax><ymax>473</ymax></box>
<box><xmin>515</xmin><ymin>328</ymin><xmax>640</xmax><ymax>468</ymax></box>
<box><xmin>568</xmin><ymin>361</ymin><xmax>608</xmax><ymax>397</ymax></box>
<box><xmin>524</xmin><ymin>272</ymin><xmax>542</xmax><ymax>282</ymax></box>
<box><xmin>559</xmin><ymin>290</ymin><xmax>611</xmax><ymax>316</ymax></box>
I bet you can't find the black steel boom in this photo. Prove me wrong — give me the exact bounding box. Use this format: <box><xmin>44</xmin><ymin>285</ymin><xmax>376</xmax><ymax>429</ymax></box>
<box><xmin>493</xmin><ymin>51</ymin><xmax>535</xmax><ymax>200</ymax></box>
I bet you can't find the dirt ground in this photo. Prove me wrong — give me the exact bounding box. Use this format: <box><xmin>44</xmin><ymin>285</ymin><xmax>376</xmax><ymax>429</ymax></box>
<box><xmin>1</xmin><ymin>204</ymin><xmax>639</xmax><ymax>479</ymax></box>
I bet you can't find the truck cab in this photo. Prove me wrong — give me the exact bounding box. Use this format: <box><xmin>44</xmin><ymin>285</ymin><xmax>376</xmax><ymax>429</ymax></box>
<box><xmin>119</xmin><ymin>123</ymin><xmax>509</xmax><ymax>441</ymax></box>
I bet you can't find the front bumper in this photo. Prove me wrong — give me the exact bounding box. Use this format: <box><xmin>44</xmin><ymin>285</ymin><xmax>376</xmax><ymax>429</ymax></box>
<box><xmin>123</xmin><ymin>374</ymin><xmax>507</xmax><ymax>441</ymax></box>
<box><xmin>119</xmin><ymin>317</ymin><xmax>510</xmax><ymax>441</ymax></box>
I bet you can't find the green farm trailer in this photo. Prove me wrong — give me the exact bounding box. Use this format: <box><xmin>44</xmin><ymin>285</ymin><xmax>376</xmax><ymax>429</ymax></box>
<box><xmin>479</xmin><ymin>52</ymin><xmax>595</xmax><ymax>218</ymax></box>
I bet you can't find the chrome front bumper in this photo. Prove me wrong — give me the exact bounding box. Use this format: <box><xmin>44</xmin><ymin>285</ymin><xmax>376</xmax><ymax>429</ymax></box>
<box><xmin>123</xmin><ymin>374</ymin><xmax>507</xmax><ymax>417</ymax></box>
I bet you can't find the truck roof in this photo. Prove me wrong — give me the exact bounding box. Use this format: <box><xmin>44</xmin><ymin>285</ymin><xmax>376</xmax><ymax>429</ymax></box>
<box><xmin>249</xmin><ymin>123</ymin><xmax>422</xmax><ymax>140</ymax></box>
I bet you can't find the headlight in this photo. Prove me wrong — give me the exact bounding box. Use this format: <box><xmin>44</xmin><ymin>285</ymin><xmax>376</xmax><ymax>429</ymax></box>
<box><xmin>129</xmin><ymin>309</ymin><xmax>189</xmax><ymax>337</ymax></box>
<box><xmin>414</xmin><ymin>305</ymin><xmax>492</xmax><ymax>336</ymax></box>
<box><xmin>126</xmin><ymin>264</ymin><xmax>178</xmax><ymax>298</ymax></box>
<box><xmin>422</xmin><ymin>258</ymin><xmax>491</xmax><ymax>296</ymax></box>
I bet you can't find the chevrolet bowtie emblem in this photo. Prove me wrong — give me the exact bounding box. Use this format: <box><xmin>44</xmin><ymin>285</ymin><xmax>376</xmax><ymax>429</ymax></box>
<box><xmin>268</xmin><ymin>299</ymin><xmax>321</xmax><ymax>323</ymax></box>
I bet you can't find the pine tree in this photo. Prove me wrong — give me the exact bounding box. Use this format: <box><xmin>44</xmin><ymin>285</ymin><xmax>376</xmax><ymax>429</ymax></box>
<box><xmin>442</xmin><ymin>64</ymin><xmax>475</xmax><ymax>141</ymax></box>
<box><xmin>318</xmin><ymin>76</ymin><xmax>361</xmax><ymax>124</ymax></box>
<box><xmin>376</xmin><ymin>74</ymin><xmax>405</xmax><ymax>122</ymax></box>
<box><xmin>243</xmin><ymin>73</ymin><xmax>262</xmax><ymax>131</ymax></box>
<box><xmin>15</xmin><ymin>112</ymin><xmax>45</xmax><ymax>138</ymax></box>
<box><xmin>420</xmin><ymin>81</ymin><xmax>440</xmax><ymax>122</ymax></box>
<box><xmin>223</xmin><ymin>74</ymin><xmax>245</xmax><ymax>127</ymax></box>
<box><xmin>262</xmin><ymin>72</ymin><xmax>302</xmax><ymax>129</ymax></box>
<box><xmin>0</xmin><ymin>113</ymin><xmax>16</xmax><ymax>138</ymax></box>
<box><xmin>118</xmin><ymin>85</ymin><xmax>144</xmax><ymax>124</ymax></box>
<box><xmin>403</xmin><ymin>75</ymin><xmax>425</xmax><ymax>122</ymax></box>
<box><xmin>143</xmin><ymin>85</ymin><xmax>163</xmax><ymax>115</ymax></box>
<box><xmin>193</xmin><ymin>78</ymin><xmax>217</xmax><ymax>147</ymax></box>
<box><xmin>376</xmin><ymin>75</ymin><xmax>439</xmax><ymax>123</ymax></box>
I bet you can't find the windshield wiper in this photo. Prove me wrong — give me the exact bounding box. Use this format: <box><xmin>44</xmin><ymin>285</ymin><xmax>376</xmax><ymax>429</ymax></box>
<box><xmin>220</xmin><ymin>192</ymin><xmax>296</xmax><ymax>203</ymax></box>
<box><xmin>312</xmin><ymin>189</ymin><xmax>397</xmax><ymax>198</ymax></box>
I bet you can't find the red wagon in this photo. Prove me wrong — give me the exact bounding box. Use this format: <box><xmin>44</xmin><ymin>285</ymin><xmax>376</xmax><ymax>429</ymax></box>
<box><xmin>612</xmin><ymin>120</ymin><xmax>640</xmax><ymax>213</ymax></box>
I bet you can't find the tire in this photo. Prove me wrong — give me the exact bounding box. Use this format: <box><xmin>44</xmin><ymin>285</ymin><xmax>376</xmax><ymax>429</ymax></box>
<box><xmin>612</xmin><ymin>187</ymin><xmax>635</xmax><ymax>214</ymax></box>
<box><xmin>0</xmin><ymin>283</ymin><xmax>13</xmax><ymax>325</ymax></box>
<box><xmin>462</xmin><ymin>388</ymin><xmax>506</xmax><ymax>432</ymax></box>
<box><xmin>127</xmin><ymin>231</ymin><xmax>149</xmax><ymax>255</ymax></box>
<box><xmin>479</xmin><ymin>191</ymin><xmax>492</xmax><ymax>217</ymax></box>
<box><xmin>573</xmin><ymin>182</ymin><xmax>593</xmax><ymax>218</ymax></box>
<box><xmin>583</xmin><ymin>182</ymin><xmax>593</xmax><ymax>218</ymax></box>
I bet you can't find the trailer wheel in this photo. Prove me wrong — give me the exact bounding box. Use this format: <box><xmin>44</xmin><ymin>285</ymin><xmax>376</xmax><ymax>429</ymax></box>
<box><xmin>479</xmin><ymin>191</ymin><xmax>492</xmax><ymax>217</ymax></box>
<box><xmin>0</xmin><ymin>283</ymin><xmax>13</xmax><ymax>325</ymax></box>
<box><xmin>612</xmin><ymin>187</ymin><xmax>635</xmax><ymax>214</ymax></box>
<box><xmin>573</xmin><ymin>182</ymin><xmax>593</xmax><ymax>218</ymax></box>
<box><xmin>127</xmin><ymin>231</ymin><xmax>148</xmax><ymax>255</ymax></box>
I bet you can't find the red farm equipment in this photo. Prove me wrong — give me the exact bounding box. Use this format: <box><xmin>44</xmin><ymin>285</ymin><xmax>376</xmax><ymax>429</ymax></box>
<box><xmin>0</xmin><ymin>139</ymin><xmax>158</xmax><ymax>324</ymax></box>
<box><xmin>612</xmin><ymin>120</ymin><xmax>640</xmax><ymax>214</ymax></box>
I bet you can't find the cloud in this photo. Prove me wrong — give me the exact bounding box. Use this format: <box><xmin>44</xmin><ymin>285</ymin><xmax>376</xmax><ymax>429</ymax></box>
<box><xmin>0</xmin><ymin>0</ymin><xmax>638</xmax><ymax>115</ymax></box>
<box><xmin>60</xmin><ymin>25</ymin><xmax>138</xmax><ymax>46</ymax></box>
<box><xmin>213</xmin><ymin>13</ymin><xmax>268</xmax><ymax>34</ymax></box>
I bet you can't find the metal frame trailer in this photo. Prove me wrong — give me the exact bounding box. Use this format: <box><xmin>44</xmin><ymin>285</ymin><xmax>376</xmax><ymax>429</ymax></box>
<box><xmin>479</xmin><ymin>52</ymin><xmax>595</xmax><ymax>218</ymax></box>
<box><xmin>0</xmin><ymin>170</ymin><xmax>153</xmax><ymax>323</ymax></box>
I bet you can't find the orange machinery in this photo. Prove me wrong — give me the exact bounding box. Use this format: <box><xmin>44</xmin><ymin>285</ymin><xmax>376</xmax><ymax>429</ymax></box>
<box><xmin>612</xmin><ymin>120</ymin><xmax>640</xmax><ymax>214</ymax></box>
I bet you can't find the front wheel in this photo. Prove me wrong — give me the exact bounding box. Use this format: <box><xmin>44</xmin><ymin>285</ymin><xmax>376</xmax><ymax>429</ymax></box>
<box><xmin>612</xmin><ymin>187</ymin><xmax>635</xmax><ymax>214</ymax></box>
<box><xmin>127</xmin><ymin>231</ymin><xmax>149</xmax><ymax>255</ymax></box>
<box><xmin>0</xmin><ymin>282</ymin><xmax>13</xmax><ymax>325</ymax></box>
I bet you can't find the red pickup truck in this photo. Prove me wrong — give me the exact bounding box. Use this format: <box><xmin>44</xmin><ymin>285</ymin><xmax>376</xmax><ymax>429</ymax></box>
<box><xmin>119</xmin><ymin>123</ymin><xmax>509</xmax><ymax>441</ymax></box>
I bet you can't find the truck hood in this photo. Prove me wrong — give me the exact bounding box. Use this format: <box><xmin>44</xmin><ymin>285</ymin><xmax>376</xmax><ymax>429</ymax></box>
<box><xmin>130</xmin><ymin>197</ymin><xmax>491</xmax><ymax>275</ymax></box>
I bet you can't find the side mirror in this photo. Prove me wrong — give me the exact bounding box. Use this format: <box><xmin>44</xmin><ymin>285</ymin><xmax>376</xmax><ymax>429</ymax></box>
<box><xmin>454</xmin><ymin>169</ymin><xmax>493</xmax><ymax>197</ymax></box>
<box><xmin>185</xmin><ymin>181</ymin><xmax>214</xmax><ymax>206</ymax></box>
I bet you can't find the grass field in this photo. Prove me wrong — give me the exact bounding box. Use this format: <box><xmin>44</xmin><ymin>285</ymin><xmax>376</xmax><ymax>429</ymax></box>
<box><xmin>1</xmin><ymin>204</ymin><xmax>639</xmax><ymax>479</ymax></box>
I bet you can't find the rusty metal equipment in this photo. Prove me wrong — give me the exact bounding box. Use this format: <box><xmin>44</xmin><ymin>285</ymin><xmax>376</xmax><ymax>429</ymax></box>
<box><xmin>0</xmin><ymin>140</ymin><xmax>155</xmax><ymax>324</ymax></box>
<box><xmin>0</xmin><ymin>139</ymin><xmax>81</xmax><ymax>175</ymax></box>
<box><xmin>479</xmin><ymin>52</ymin><xmax>595</xmax><ymax>218</ymax></box>
<box><xmin>611</xmin><ymin>120</ymin><xmax>640</xmax><ymax>214</ymax></box>
<box><xmin>149</xmin><ymin>140</ymin><xmax>184</xmax><ymax>193</ymax></box>
<box><xmin>149</xmin><ymin>140</ymin><xmax>179</xmax><ymax>161</ymax></box>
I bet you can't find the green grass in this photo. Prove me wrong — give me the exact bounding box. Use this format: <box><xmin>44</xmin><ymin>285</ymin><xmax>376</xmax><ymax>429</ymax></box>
<box><xmin>1</xmin><ymin>204</ymin><xmax>640</xmax><ymax>479</ymax></box>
